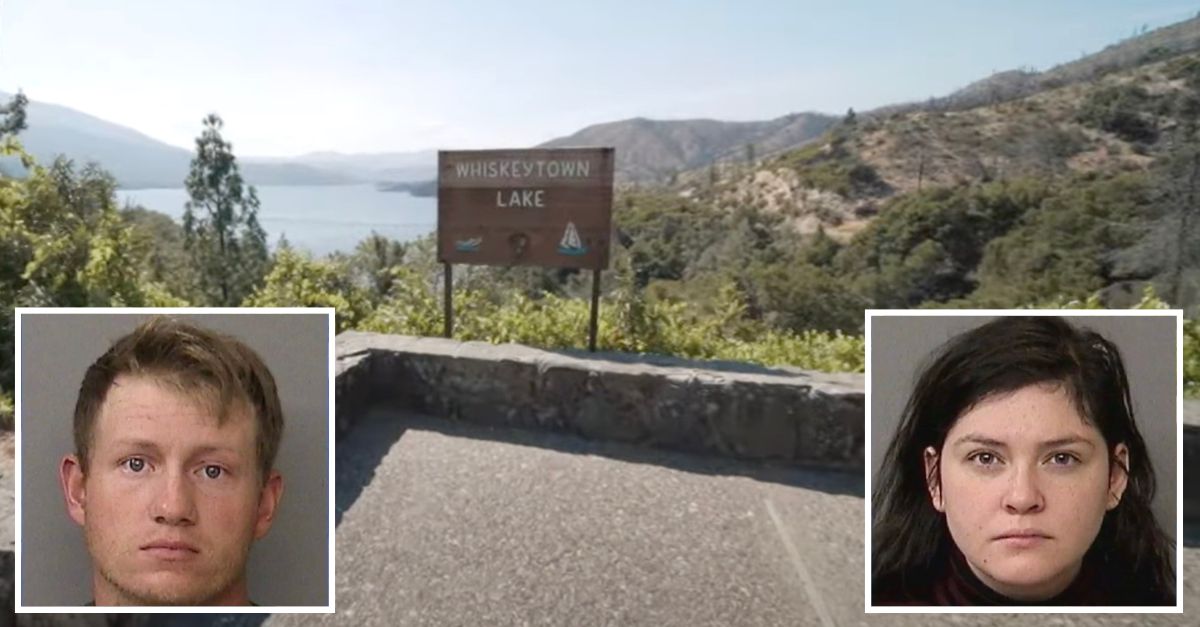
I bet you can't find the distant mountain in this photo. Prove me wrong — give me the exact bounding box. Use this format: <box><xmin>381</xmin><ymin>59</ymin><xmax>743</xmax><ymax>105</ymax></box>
<box><xmin>0</xmin><ymin>91</ymin><xmax>836</xmax><ymax>189</ymax></box>
<box><xmin>276</xmin><ymin>115</ymin><xmax>844</xmax><ymax>186</ymax></box>
<box><xmin>6</xmin><ymin>14</ymin><xmax>1199</xmax><ymax>192</ymax></box>
<box><xmin>538</xmin><ymin>113</ymin><xmax>838</xmax><ymax>183</ymax></box>
<box><xmin>871</xmin><ymin>15</ymin><xmax>1200</xmax><ymax>117</ymax></box>
<box><xmin>21</xmin><ymin>13</ymin><xmax>1195</xmax><ymax>193</ymax></box>
<box><xmin>0</xmin><ymin>91</ymin><xmax>360</xmax><ymax>189</ymax></box>
<box><xmin>245</xmin><ymin>150</ymin><xmax>437</xmax><ymax>184</ymax></box>
<box><xmin>687</xmin><ymin>20</ymin><xmax>1200</xmax><ymax>242</ymax></box>
<box><xmin>376</xmin><ymin>179</ymin><xmax>437</xmax><ymax>196</ymax></box>
<box><xmin>370</xmin><ymin>113</ymin><xmax>839</xmax><ymax>190</ymax></box>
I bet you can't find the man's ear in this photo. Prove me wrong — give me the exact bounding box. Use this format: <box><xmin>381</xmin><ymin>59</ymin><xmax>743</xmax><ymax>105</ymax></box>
<box><xmin>923</xmin><ymin>446</ymin><xmax>944</xmax><ymax>512</ymax></box>
<box><xmin>254</xmin><ymin>470</ymin><xmax>284</xmax><ymax>540</ymax></box>
<box><xmin>1108</xmin><ymin>443</ymin><xmax>1130</xmax><ymax>510</ymax></box>
<box><xmin>60</xmin><ymin>455</ymin><xmax>87</xmax><ymax>527</ymax></box>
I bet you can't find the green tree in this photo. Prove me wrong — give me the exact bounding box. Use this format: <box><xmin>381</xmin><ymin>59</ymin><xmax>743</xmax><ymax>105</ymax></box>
<box><xmin>1145</xmin><ymin>136</ymin><xmax>1200</xmax><ymax>309</ymax></box>
<box><xmin>1076</xmin><ymin>84</ymin><xmax>1159</xmax><ymax>144</ymax></box>
<box><xmin>183</xmin><ymin>114</ymin><xmax>269</xmax><ymax>306</ymax></box>
<box><xmin>243</xmin><ymin>248</ymin><xmax>371</xmax><ymax>332</ymax></box>
<box><xmin>1151</xmin><ymin>73</ymin><xmax>1200</xmax><ymax>309</ymax></box>
<box><xmin>801</xmin><ymin>226</ymin><xmax>841</xmax><ymax>267</ymax></box>
<box><xmin>344</xmin><ymin>231</ymin><xmax>408</xmax><ymax>303</ymax></box>
<box><xmin>833</xmin><ymin>179</ymin><xmax>1045</xmax><ymax>307</ymax></box>
<box><xmin>0</xmin><ymin>143</ymin><xmax>184</xmax><ymax>393</ymax></box>
<box><xmin>122</xmin><ymin>205</ymin><xmax>196</xmax><ymax>290</ymax></box>
<box><xmin>1</xmin><ymin>91</ymin><xmax>29</xmax><ymax>179</ymax></box>
<box><xmin>753</xmin><ymin>261</ymin><xmax>867</xmax><ymax>333</ymax></box>
<box><xmin>972</xmin><ymin>173</ymin><xmax>1148</xmax><ymax>305</ymax></box>
<box><xmin>359</xmin><ymin>265</ymin><xmax>448</xmax><ymax>337</ymax></box>
<box><xmin>0</xmin><ymin>91</ymin><xmax>28</xmax><ymax>137</ymax></box>
<box><xmin>0</xmin><ymin>389</ymin><xmax>12</xmax><ymax>430</ymax></box>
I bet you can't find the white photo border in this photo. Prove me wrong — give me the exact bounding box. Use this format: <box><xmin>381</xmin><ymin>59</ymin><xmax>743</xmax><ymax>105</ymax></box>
<box><xmin>14</xmin><ymin>306</ymin><xmax>337</xmax><ymax>614</ymax></box>
<box><xmin>863</xmin><ymin>309</ymin><xmax>1184</xmax><ymax>614</ymax></box>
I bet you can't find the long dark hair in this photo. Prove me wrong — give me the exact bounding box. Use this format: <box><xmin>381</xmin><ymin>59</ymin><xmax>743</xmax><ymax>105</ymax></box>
<box><xmin>871</xmin><ymin>316</ymin><xmax>1175</xmax><ymax>605</ymax></box>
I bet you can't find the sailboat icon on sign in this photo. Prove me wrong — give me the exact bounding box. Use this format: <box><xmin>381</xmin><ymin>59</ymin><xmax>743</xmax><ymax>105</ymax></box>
<box><xmin>558</xmin><ymin>221</ymin><xmax>587</xmax><ymax>256</ymax></box>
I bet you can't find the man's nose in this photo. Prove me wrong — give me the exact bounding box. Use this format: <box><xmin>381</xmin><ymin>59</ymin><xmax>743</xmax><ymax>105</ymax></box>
<box><xmin>154</xmin><ymin>471</ymin><xmax>198</xmax><ymax>526</ymax></box>
<box><xmin>1002</xmin><ymin>466</ymin><xmax>1045</xmax><ymax>514</ymax></box>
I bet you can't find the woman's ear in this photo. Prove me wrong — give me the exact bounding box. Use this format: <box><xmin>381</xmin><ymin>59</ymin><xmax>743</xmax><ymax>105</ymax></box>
<box><xmin>1108</xmin><ymin>443</ymin><xmax>1130</xmax><ymax>510</ymax></box>
<box><xmin>923</xmin><ymin>446</ymin><xmax>944</xmax><ymax>512</ymax></box>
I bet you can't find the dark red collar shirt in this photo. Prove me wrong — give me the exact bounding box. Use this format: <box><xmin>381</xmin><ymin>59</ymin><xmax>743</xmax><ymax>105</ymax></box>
<box><xmin>875</xmin><ymin>546</ymin><xmax>1115</xmax><ymax>606</ymax></box>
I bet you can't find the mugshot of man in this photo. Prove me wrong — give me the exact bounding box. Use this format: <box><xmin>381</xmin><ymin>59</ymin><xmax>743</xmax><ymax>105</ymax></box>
<box><xmin>57</xmin><ymin>316</ymin><xmax>285</xmax><ymax>606</ymax></box>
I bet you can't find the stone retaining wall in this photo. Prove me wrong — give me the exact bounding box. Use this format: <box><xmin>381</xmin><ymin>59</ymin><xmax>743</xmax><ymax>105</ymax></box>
<box><xmin>336</xmin><ymin>332</ymin><xmax>866</xmax><ymax>470</ymax></box>
<box><xmin>335</xmin><ymin>332</ymin><xmax>1200</xmax><ymax>523</ymax></box>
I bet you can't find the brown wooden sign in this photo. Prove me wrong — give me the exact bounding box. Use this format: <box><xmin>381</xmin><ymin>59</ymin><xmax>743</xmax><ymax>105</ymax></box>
<box><xmin>438</xmin><ymin>147</ymin><xmax>614</xmax><ymax>269</ymax></box>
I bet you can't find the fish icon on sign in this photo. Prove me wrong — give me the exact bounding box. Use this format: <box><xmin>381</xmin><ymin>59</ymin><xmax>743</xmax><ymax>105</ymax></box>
<box><xmin>455</xmin><ymin>237</ymin><xmax>482</xmax><ymax>252</ymax></box>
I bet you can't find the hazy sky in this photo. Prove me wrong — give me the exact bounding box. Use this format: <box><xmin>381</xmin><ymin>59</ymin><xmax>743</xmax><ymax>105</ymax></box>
<box><xmin>2</xmin><ymin>1</ymin><xmax>1196</xmax><ymax>156</ymax></box>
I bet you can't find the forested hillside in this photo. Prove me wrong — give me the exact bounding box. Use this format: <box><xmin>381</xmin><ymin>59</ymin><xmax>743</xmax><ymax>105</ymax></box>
<box><xmin>3</xmin><ymin>18</ymin><xmax>1200</xmax><ymax>427</ymax></box>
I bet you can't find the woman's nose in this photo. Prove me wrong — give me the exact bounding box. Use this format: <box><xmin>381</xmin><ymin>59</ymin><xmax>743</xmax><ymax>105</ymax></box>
<box><xmin>1002</xmin><ymin>467</ymin><xmax>1045</xmax><ymax>514</ymax></box>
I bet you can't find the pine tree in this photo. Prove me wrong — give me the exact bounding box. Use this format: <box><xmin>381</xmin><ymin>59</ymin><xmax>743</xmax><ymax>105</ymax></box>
<box><xmin>0</xmin><ymin>91</ymin><xmax>27</xmax><ymax>137</ymax></box>
<box><xmin>183</xmin><ymin>114</ymin><xmax>269</xmax><ymax>305</ymax></box>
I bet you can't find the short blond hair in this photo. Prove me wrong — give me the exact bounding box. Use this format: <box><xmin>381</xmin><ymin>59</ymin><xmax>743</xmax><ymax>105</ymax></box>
<box><xmin>73</xmin><ymin>316</ymin><xmax>283</xmax><ymax>481</ymax></box>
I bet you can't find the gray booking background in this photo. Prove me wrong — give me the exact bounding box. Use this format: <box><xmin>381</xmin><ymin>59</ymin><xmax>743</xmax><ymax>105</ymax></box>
<box><xmin>18</xmin><ymin>312</ymin><xmax>331</xmax><ymax>607</ymax></box>
<box><xmin>869</xmin><ymin>314</ymin><xmax>1179</xmax><ymax>552</ymax></box>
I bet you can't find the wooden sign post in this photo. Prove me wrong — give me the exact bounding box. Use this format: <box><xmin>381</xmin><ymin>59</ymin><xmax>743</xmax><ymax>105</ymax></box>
<box><xmin>437</xmin><ymin>147</ymin><xmax>615</xmax><ymax>351</ymax></box>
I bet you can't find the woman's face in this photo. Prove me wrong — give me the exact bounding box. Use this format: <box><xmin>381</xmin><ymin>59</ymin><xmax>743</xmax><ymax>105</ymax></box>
<box><xmin>924</xmin><ymin>383</ymin><xmax>1128</xmax><ymax>601</ymax></box>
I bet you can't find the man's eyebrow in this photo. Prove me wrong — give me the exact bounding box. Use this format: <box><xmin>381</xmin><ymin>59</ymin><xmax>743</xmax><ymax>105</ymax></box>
<box><xmin>109</xmin><ymin>440</ymin><xmax>244</xmax><ymax>458</ymax></box>
<box><xmin>950</xmin><ymin>434</ymin><xmax>1096</xmax><ymax>449</ymax></box>
<box><xmin>190</xmin><ymin>444</ymin><xmax>244</xmax><ymax>458</ymax></box>
<box><xmin>111</xmin><ymin>439</ymin><xmax>163</xmax><ymax>452</ymax></box>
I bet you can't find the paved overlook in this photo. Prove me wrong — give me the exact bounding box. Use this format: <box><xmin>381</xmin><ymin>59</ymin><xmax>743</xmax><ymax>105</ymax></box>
<box><xmin>5</xmin><ymin>340</ymin><xmax>1199</xmax><ymax>626</ymax></box>
<box><xmin>266</xmin><ymin>407</ymin><xmax>1200</xmax><ymax>627</ymax></box>
<box><xmin>271</xmin><ymin>335</ymin><xmax>1200</xmax><ymax>626</ymax></box>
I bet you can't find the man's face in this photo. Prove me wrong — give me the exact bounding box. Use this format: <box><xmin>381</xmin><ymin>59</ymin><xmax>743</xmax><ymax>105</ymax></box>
<box><xmin>61</xmin><ymin>374</ymin><xmax>281</xmax><ymax>605</ymax></box>
<box><xmin>924</xmin><ymin>384</ymin><xmax>1128</xmax><ymax>601</ymax></box>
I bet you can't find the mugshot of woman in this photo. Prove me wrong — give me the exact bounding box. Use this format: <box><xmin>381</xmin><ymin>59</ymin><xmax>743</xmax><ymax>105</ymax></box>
<box><xmin>871</xmin><ymin>316</ymin><xmax>1175</xmax><ymax>606</ymax></box>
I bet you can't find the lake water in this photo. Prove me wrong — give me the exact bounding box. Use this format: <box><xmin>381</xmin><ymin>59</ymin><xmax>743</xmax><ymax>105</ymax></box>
<box><xmin>116</xmin><ymin>184</ymin><xmax>437</xmax><ymax>257</ymax></box>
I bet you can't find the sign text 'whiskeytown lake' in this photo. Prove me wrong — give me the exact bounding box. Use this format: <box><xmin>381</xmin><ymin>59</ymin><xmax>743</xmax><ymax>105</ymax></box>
<box><xmin>438</xmin><ymin>148</ymin><xmax>614</xmax><ymax>270</ymax></box>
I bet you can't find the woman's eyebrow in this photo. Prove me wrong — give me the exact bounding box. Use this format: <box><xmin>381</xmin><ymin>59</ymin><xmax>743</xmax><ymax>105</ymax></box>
<box><xmin>1038</xmin><ymin>436</ymin><xmax>1095</xmax><ymax>450</ymax></box>
<box><xmin>950</xmin><ymin>434</ymin><xmax>1007</xmax><ymax>449</ymax></box>
<box><xmin>949</xmin><ymin>434</ymin><xmax>1096</xmax><ymax>449</ymax></box>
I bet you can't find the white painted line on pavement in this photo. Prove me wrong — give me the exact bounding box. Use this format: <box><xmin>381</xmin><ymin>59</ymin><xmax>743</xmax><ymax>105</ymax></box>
<box><xmin>765</xmin><ymin>497</ymin><xmax>837</xmax><ymax>627</ymax></box>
